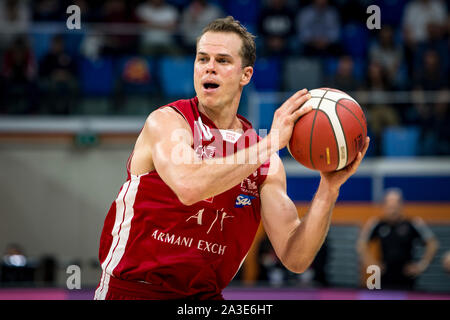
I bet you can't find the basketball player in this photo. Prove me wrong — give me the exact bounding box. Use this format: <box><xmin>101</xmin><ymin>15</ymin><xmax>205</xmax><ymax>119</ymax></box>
<box><xmin>94</xmin><ymin>16</ymin><xmax>370</xmax><ymax>300</ymax></box>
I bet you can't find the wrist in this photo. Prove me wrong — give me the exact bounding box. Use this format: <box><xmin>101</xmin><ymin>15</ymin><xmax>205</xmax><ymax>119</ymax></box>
<box><xmin>262</xmin><ymin>134</ymin><xmax>277</xmax><ymax>158</ymax></box>
<box><xmin>417</xmin><ymin>260</ymin><xmax>428</xmax><ymax>271</ymax></box>
<box><xmin>318</xmin><ymin>179</ymin><xmax>340</xmax><ymax>197</ymax></box>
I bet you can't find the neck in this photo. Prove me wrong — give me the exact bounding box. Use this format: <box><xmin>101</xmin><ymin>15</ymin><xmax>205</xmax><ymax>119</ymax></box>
<box><xmin>197</xmin><ymin>94</ymin><xmax>243</xmax><ymax>131</ymax></box>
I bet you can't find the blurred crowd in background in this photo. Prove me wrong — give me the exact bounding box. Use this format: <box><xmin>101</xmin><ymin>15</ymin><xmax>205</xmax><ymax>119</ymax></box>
<box><xmin>0</xmin><ymin>0</ymin><xmax>449</xmax><ymax>156</ymax></box>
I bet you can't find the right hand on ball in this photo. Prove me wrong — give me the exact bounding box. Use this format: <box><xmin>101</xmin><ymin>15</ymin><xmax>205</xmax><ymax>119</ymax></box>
<box><xmin>269</xmin><ymin>89</ymin><xmax>313</xmax><ymax>150</ymax></box>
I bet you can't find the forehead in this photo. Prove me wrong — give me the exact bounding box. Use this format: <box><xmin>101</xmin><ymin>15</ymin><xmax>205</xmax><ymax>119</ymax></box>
<box><xmin>384</xmin><ymin>192</ymin><xmax>402</xmax><ymax>202</ymax></box>
<box><xmin>197</xmin><ymin>31</ymin><xmax>242</xmax><ymax>58</ymax></box>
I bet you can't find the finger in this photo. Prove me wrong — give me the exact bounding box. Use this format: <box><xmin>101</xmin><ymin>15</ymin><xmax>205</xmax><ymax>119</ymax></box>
<box><xmin>281</xmin><ymin>89</ymin><xmax>309</xmax><ymax>111</ymax></box>
<box><xmin>349</xmin><ymin>137</ymin><xmax>370</xmax><ymax>172</ymax></box>
<box><xmin>361</xmin><ymin>136</ymin><xmax>370</xmax><ymax>156</ymax></box>
<box><xmin>290</xmin><ymin>104</ymin><xmax>313</xmax><ymax>122</ymax></box>
<box><xmin>276</xmin><ymin>89</ymin><xmax>308</xmax><ymax>116</ymax></box>
<box><xmin>289</xmin><ymin>88</ymin><xmax>308</xmax><ymax>102</ymax></box>
<box><xmin>348</xmin><ymin>149</ymin><xmax>365</xmax><ymax>174</ymax></box>
<box><xmin>347</xmin><ymin>152</ymin><xmax>362</xmax><ymax>174</ymax></box>
<box><xmin>289</xmin><ymin>92</ymin><xmax>311</xmax><ymax>113</ymax></box>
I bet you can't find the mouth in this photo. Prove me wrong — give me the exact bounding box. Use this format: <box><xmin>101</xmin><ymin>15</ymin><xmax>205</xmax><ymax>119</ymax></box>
<box><xmin>202</xmin><ymin>81</ymin><xmax>220</xmax><ymax>92</ymax></box>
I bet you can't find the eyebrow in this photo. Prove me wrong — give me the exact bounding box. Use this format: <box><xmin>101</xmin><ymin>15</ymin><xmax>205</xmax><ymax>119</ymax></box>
<box><xmin>197</xmin><ymin>52</ymin><xmax>233</xmax><ymax>58</ymax></box>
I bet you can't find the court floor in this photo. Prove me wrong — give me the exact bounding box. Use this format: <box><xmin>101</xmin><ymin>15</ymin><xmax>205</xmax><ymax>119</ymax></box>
<box><xmin>0</xmin><ymin>287</ymin><xmax>449</xmax><ymax>300</ymax></box>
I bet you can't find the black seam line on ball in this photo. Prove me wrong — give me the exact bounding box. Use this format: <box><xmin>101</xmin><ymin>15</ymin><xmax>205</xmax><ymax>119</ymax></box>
<box><xmin>309</xmin><ymin>89</ymin><xmax>328</xmax><ymax>170</ymax></box>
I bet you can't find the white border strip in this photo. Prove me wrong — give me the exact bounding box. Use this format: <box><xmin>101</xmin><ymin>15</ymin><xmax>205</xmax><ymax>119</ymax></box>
<box><xmin>0</xmin><ymin>116</ymin><xmax>146</xmax><ymax>134</ymax></box>
<box><xmin>283</xmin><ymin>158</ymin><xmax>450</xmax><ymax>176</ymax></box>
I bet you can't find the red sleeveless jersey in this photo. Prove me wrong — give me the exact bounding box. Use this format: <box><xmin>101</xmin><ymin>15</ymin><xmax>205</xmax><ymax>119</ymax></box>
<box><xmin>95</xmin><ymin>97</ymin><xmax>270</xmax><ymax>299</ymax></box>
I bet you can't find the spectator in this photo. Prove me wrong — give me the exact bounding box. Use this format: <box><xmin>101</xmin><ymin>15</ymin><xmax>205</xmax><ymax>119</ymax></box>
<box><xmin>431</xmin><ymin>95</ymin><xmax>450</xmax><ymax>155</ymax></box>
<box><xmin>0</xmin><ymin>35</ymin><xmax>37</xmax><ymax>114</ymax></box>
<box><xmin>357</xmin><ymin>188</ymin><xmax>439</xmax><ymax>291</ymax></box>
<box><xmin>0</xmin><ymin>0</ymin><xmax>31</xmax><ymax>50</ymax></box>
<box><xmin>402</xmin><ymin>0</ymin><xmax>447</xmax><ymax>76</ymax></box>
<box><xmin>100</xmin><ymin>0</ymin><xmax>140</xmax><ymax>56</ymax></box>
<box><xmin>257</xmin><ymin>235</ymin><xmax>288</xmax><ymax>286</ymax></box>
<box><xmin>406</xmin><ymin>90</ymin><xmax>450</xmax><ymax>155</ymax></box>
<box><xmin>403</xmin><ymin>0</ymin><xmax>447</xmax><ymax>45</ymax></box>
<box><xmin>308</xmin><ymin>236</ymin><xmax>329</xmax><ymax>287</ymax></box>
<box><xmin>39</xmin><ymin>255</ymin><xmax>57</xmax><ymax>286</ymax></box>
<box><xmin>32</xmin><ymin>0</ymin><xmax>95</xmax><ymax>22</ymax></box>
<box><xmin>1</xmin><ymin>244</ymin><xmax>35</xmax><ymax>284</ymax></box>
<box><xmin>414</xmin><ymin>21</ymin><xmax>449</xmax><ymax>78</ymax></box>
<box><xmin>369</xmin><ymin>25</ymin><xmax>403</xmax><ymax>88</ymax></box>
<box><xmin>257</xmin><ymin>0</ymin><xmax>295</xmax><ymax>56</ymax></box>
<box><xmin>326</xmin><ymin>55</ymin><xmax>361</xmax><ymax>93</ymax></box>
<box><xmin>179</xmin><ymin>0</ymin><xmax>223</xmax><ymax>52</ymax></box>
<box><xmin>338</xmin><ymin>0</ymin><xmax>371</xmax><ymax>25</ymax></box>
<box><xmin>39</xmin><ymin>35</ymin><xmax>78</xmax><ymax>114</ymax></box>
<box><xmin>433</xmin><ymin>93</ymin><xmax>450</xmax><ymax>155</ymax></box>
<box><xmin>257</xmin><ymin>234</ymin><xmax>329</xmax><ymax>287</ymax></box>
<box><xmin>363</xmin><ymin>61</ymin><xmax>399</xmax><ymax>156</ymax></box>
<box><xmin>413</xmin><ymin>49</ymin><xmax>449</xmax><ymax>91</ymax></box>
<box><xmin>71</xmin><ymin>0</ymin><xmax>99</xmax><ymax>23</ymax></box>
<box><xmin>296</xmin><ymin>0</ymin><xmax>341</xmax><ymax>57</ymax></box>
<box><xmin>407</xmin><ymin>50</ymin><xmax>447</xmax><ymax>156</ymax></box>
<box><xmin>31</xmin><ymin>0</ymin><xmax>61</xmax><ymax>21</ymax></box>
<box><xmin>135</xmin><ymin>0</ymin><xmax>179</xmax><ymax>55</ymax></box>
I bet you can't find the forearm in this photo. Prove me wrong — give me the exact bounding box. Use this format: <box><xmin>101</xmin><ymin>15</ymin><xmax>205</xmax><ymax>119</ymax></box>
<box><xmin>283</xmin><ymin>180</ymin><xmax>339</xmax><ymax>272</ymax></box>
<box><xmin>419</xmin><ymin>239</ymin><xmax>439</xmax><ymax>269</ymax></box>
<box><xmin>177</xmin><ymin>135</ymin><xmax>277</xmax><ymax>203</ymax></box>
<box><xmin>358</xmin><ymin>242</ymin><xmax>379</xmax><ymax>267</ymax></box>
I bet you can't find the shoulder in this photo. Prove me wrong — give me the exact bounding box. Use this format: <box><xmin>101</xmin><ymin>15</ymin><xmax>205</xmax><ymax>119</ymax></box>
<box><xmin>364</xmin><ymin>217</ymin><xmax>382</xmax><ymax>233</ymax></box>
<box><xmin>237</xmin><ymin>114</ymin><xmax>253</xmax><ymax>130</ymax></box>
<box><xmin>410</xmin><ymin>217</ymin><xmax>435</xmax><ymax>239</ymax></box>
<box><xmin>144</xmin><ymin>106</ymin><xmax>192</xmax><ymax>144</ymax></box>
<box><xmin>146</xmin><ymin>106</ymin><xmax>188</xmax><ymax>128</ymax></box>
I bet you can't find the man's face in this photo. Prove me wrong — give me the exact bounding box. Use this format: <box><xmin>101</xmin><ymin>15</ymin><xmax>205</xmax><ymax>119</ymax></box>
<box><xmin>383</xmin><ymin>191</ymin><xmax>403</xmax><ymax>221</ymax></box>
<box><xmin>194</xmin><ymin>31</ymin><xmax>252</xmax><ymax>110</ymax></box>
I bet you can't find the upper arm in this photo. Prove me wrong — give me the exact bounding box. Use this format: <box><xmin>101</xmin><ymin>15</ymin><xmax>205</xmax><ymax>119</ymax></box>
<box><xmin>411</xmin><ymin>217</ymin><xmax>437</xmax><ymax>245</ymax></box>
<box><xmin>259</xmin><ymin>153</ymin><xmax>300</xmax><ymax>260</ymax></box>
<box><xmin>144</xmin><ymin>107</ymin><xmax>196</xmax><ymax>200</ymax></box>
<box><xmin>356</xmin><ymin>218</ymin><xmax>380</xmax><ymax>252</ymax></box>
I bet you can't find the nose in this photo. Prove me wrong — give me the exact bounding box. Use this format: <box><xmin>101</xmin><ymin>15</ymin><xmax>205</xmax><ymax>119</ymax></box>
<box><xmin>205</xmin><ymin>59</ymin><xmax>216</xmax><ymax>74</ymax></box>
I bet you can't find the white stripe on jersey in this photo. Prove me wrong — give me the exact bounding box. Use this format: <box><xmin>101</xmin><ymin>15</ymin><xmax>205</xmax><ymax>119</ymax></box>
<box><xmin>94</xmin><ymin>176</ymin><xmax>140</xmax><ymax>300</ymax></box>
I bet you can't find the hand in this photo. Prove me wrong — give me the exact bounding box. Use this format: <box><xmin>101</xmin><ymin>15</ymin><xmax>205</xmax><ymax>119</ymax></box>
<box><xmin>268</xmin><ymin>89</ymin><xmax>313</xmax><ymax>150</ymax></box>
<box><xmin>403</xmin><ymin>262</ymin><xmax>426</xmax><ymax>277</ymax></box>
<box><xmin>320</xmin><ymin>137</ymin><xmax>370</xmax><ymax>193</ymax></box>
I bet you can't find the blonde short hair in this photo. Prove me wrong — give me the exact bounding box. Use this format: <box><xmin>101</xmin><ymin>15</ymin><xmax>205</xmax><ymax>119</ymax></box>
<box><xmin>197</xmin><ymin>16</ymin><xmax>256</xmax><ymax>68</ymax></box>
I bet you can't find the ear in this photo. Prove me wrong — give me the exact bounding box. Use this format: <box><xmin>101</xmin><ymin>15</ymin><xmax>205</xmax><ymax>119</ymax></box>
<box><xmin>240</xmin><ymin>66</ymin><xmax>253</xmax><ymax>86</ymax></box>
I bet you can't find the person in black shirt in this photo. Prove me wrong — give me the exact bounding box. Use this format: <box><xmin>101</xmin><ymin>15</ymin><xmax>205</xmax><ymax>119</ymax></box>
<box><xmin>257</xmin><ymin>0</ymin><xmax>295</xmax><ymax>56</ymax></box>
<box><xmin>357</xmin><ymin>188</ymin><xmax>439</xmax><ymax>290</ymax></box>
<box><xmin>39</xmin><ymin>34</ymin><xmax>78</xmax><ymax>114</ymax></box>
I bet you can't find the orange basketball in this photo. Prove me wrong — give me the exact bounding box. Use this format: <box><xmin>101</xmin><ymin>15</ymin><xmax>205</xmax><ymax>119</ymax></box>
<box><xmin>288</xmin><ymin>88</ymin><xmax>367</xmax><ymax>172</ymax></box>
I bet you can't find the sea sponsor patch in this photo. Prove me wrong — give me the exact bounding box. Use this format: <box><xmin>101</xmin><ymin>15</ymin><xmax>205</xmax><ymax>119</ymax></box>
<box><xmin>235</xmin><ymin>194</ymin><xmax>255</xmax><ymax>208</ymax></box>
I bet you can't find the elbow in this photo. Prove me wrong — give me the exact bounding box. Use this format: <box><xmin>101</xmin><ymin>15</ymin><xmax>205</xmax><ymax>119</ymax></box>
<box><xmin>177</xmin><ymin>194</ymin><xmax>196</xmax><ymax>206</ymax></box>
<box><xmin>173</xmin><ymin>181</ymin><xmax>201</xmax><ymax>206</ymax></box>
<box><xmin>175</xmin><ymin>187</ymin><xmax>197</xmax><ymax>206</ymax></box>
<box><xmin>285</xmin><ymin>261</ymin><xmax>311</xmax><ymax>274</ymax></box>
<box><xmin>430</xmin><ymin>238</ymin><xmax>440</xmax><ymax>252</ymax></box>
<box><xmin>282</xmin><ymin>255</ymin><xmax>312</xmax><ymax>274</ymax></box>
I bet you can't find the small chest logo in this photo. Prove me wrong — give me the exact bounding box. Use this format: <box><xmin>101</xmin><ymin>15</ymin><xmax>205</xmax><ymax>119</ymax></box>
<box><xmin>240</xmin><ymin>177</ymin><xmax>258</xmax><ymax>196</ymax></box>
<box><xmin>195</xmin><ymin>145</ymin><xmax>216</xmax><ymax>159</ymax></box>
<box><xmin>235</xmin><ymin>194</ymin><xmax>255</xmax><ymax>208</ymax></box>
